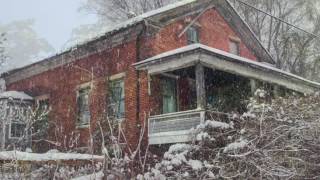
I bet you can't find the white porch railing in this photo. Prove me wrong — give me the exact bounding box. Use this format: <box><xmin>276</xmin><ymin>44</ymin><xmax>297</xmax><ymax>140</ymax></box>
<box><xmin>148</xmin><ymin>109</ymin><xmax>205</xmax><ymax>145</ymax></box>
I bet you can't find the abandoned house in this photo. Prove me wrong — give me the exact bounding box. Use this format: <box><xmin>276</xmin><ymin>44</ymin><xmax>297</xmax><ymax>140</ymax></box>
<box><xmin>1</xmin><ymin>0</ymin><xmax>320</xmax><ymax>151</ymax></box>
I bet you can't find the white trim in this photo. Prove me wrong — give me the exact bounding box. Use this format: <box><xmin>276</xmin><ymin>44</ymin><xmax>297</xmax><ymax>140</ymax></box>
<box><xmin>161</xmin><ymin>73</ymin><xmax>179</xmax><ymax>79</ymax></box>
<box><xmin>149</xmin><ymin>130</ymin><xmax>192</xmax><ymax>144</ymax></box>
<box><xmin>34</xmin><ymin>94</ymin><xmax>50</xmax><ymax>101</ymax></box>
<box><xmin>76</xmin><ymin>124</ymin><xmax>90</xmax><ymax>129</ymax></box>
<box><xmin>76</xmin><ymin>82</ymin><xmax>92</xmax><ymax>91</ymax></box>
<box><xmin>108</xmin><ymin>72</ymin><xmax>126</xmax><ymax>81</ymax></box>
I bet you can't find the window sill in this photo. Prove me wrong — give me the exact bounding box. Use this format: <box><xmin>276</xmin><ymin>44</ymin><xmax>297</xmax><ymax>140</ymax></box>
<box><xmin>76</xmin><ymin>124</ymin><xmax>90</xmax><ymax>129</ymax></box>
<box><xmin>116</xmin><ymin>118</ymin><xmax>125</xmax><ymax>122</ymax></box>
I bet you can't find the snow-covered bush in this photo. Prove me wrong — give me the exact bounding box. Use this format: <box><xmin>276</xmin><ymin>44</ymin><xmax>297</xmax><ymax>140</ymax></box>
<box><xmin>142</xmin><ymin>91</ymin><xmax>320</xmax><ymax>179</ymax></box>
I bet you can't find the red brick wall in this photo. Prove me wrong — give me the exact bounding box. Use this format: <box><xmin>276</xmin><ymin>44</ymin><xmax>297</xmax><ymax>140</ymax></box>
<box><xmin>145</xmin><ymin>8</ymin><xmax>256</xmax><ymax>60</ymax></box>
<box><xmin>7</xmin><ymin>41</ymin><xmax>139</xmax><ymax>150</ymax></box>
<box><xmin>6</xmin><ymin>7</ymin><xmax>257</xmax><ymax>151</ymax></box>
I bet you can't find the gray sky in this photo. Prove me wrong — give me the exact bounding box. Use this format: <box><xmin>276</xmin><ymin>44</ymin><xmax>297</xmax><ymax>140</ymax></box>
<box><xmin>0</xmin><ymin>0</ymin><xmax>97</xmax><ymax>51</ymax></box>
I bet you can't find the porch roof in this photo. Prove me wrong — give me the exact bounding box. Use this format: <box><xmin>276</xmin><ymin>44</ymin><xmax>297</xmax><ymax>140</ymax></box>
<box><xmin>134</xmin><ymin>44</ymin><xmax>320</xmax><ymax>94</ymax></box>
<box><xmin>0</xmin><ymin>91</ymin><xmax>33</xmax><ymax>101</ymax></box>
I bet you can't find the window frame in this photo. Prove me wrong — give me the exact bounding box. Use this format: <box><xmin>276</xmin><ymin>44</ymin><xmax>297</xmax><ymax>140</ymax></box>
<box><xmin>107</xmin><ymin>73</ymin><xmax>126</xmax><ymax>121</ymax></box>
<box><xmin>108</xmin><ymin>78</ymin><xmax>125</xmax><ymax>121</ymax></box>
<box><xmin>76</xmin><ymin>85</ymin><xmax>91</xmax><ymax>128</ymax></box>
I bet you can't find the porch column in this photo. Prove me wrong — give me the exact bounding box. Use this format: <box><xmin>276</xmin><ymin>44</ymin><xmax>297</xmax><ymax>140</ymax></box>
<box><xmin>250</xmin><ymin>79</ymin><xmax>257</xmax><ymax>95</ymax></box>
<box><xmin>196</xmin><ymin>64</ymin><xmax>206</xmax><ymax>110</ymax></box>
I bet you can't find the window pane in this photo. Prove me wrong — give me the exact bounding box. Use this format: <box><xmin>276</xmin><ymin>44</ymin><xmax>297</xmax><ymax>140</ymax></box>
<box><xmin>162</xmin><ymin>78</ymin><xmax>177</xmax><ymax>114</ymax></box>
<box><xmin>11</xmin><ymin>123</ymin><xmax>26</xmax><ymax>138</ymax></box>
<box><xmin>108</xmin><ymin>79</ymin><xmax>125</xmax><ymax>119</ymax></box>
<box><xmin>187</xmin><ymin>27</ymin><xmax>199</xmax><ymax>44</ymax></box>
<box><xmin>77</xmin><ymin>88</ymin><xmax>90</xmax><ymax>125</ymax></box>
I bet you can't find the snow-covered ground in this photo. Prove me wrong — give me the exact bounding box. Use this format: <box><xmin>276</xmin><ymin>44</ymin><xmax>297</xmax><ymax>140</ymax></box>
<box><xmin>71</xmin><ymin>171</ymin><xmax>104</xmax><ymax>180</ymax></box>
<box><xmin>0</xmin><ymin>150</ymin><xmax>103</xmax><ymax>162</ymax></box>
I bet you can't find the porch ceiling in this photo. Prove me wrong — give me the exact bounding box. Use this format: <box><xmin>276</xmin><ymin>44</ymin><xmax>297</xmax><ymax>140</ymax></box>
<box><xmin>134</xmin><ymin>44</ymin><xmax>320</xmax><ymax>94</ymax></box>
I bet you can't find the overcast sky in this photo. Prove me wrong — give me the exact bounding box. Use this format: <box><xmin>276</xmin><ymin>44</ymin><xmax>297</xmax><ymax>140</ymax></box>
<box><xmin>0</xmin><ymin>0</ymin><xmax>97</xmax><ymax>51</ymax></box>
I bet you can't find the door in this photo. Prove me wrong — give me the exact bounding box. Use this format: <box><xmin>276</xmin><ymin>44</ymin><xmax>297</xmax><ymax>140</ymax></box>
<box><xmin>162</xmin><ymin>77</ymin><xmax>177</xmax><ymax>114</ymax></box>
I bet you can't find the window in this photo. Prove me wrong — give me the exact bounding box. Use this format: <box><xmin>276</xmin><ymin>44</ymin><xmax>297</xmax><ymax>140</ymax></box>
<box><xmin>229</xmin><ymin>40</ymin><xmax>240</xmax><ymax>55</ymax></box>
<box><xmin>187</xmin><ymin>26</ymin><xmax>199</xmax><ymax>44</ymax></box>
<box><xmin>36</xmin><ymin>95</ymin><xmax>50</xmax><ymax>112</ymax></box>
<box><xmin>34</xmin><ymin>96</ymin><xmax>50</xmax><ymax>138</ymax></box>
<box><xmin>10</xmin><ymin>122</ymin><xmax>26</xmax><ymax>138</ymax></box>
<box><xmin>9</xmin><ymin>106</ymin><xmax>27</xmax><ymax>138</ymax></box>
<box><xmin>108</xmin><ymin>79</ymin><xmax>125</xmax><ymax>119</ymax></box>
<box><xmin>38</xmin><ymin>99</ymin><xmax>49</xmax><ymax>111</ymax></box>
<box><xmin>77</xmin><ymin>87</ymin><xmax>90</xmax><ymax>126</ymax></box>
<box><xmin>161</xmin><ymin>78</ymin><xmax>177</xmax><ymax>114</ymax></box>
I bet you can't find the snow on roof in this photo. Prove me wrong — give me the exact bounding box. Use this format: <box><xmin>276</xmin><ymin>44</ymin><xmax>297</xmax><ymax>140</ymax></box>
<box><xmin>0</xmin><ymin>91</ymin><xmax>33</xmax><ymax>100</ymax></box>
<box><xmin>134</xmin><ymin>43</ymin><xmax>320</xmax><ymax>88</ymax></box>
<box><xmin>62</xmin><ymin>0</ymin><xmax>197</xmax><ymax>52</ymax></box>
<box><xmin>3</xmin><ymin>0</ymin><xmax>199</xmax><ymax>78</ymax></box>
<box><xmin>0</xmin><ymin>151</ymin><xmax>103</xmax><ymax>162</ymax></box>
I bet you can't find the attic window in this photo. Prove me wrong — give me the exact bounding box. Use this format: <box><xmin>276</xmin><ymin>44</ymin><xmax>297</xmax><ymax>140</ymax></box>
<box><xmin>187</xmin><ymin>26</ymin><xmax>199</xmax><ymax>44</ymax></box>
<box><xmin>229</xmin><ymin>40</ymin><xmax>240</xmax><ymax>55</ymax></box>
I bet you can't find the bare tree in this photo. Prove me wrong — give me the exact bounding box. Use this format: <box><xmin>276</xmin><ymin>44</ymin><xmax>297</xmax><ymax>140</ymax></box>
<box><xmin>232</xmin><ymin>0</ymin><xmax>320</xmax><ymax>81</ymax></box>
<box><xmin>0</xmin><ymin>32</ymin><xmax>7</xmax><ymax>69</ymax></box>
<box><xmin>82</xmin><ymin>0</ymin><xmax>178</xmax><ymax>22</ymax></box>
<box><xmin>142</xmin><ymin>90</ymin><xmax>320</xmax><ymax>179</ymax></box>
<box><xmin>0</xmin><ymin>20</ymin><xmax>54</xmax><ymax>72</ymax></box>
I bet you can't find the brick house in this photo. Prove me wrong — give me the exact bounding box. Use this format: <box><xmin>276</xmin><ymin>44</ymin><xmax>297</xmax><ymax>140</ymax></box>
<box><xmin>1</xmin><ymin>0</ymin><xmax>319</xmax><ymax>151</ymax></box>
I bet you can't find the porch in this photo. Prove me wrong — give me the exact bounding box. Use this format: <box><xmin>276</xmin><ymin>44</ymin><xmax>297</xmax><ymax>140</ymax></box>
<box><xmin>146</xmin><ymin>65</ymin><xmax>249</xmax><ymax>145</ymax></box>
<box><xmin>134</xmin><ymin>44</ymin><xmax>320</xmax><ymax>145</ymax></box>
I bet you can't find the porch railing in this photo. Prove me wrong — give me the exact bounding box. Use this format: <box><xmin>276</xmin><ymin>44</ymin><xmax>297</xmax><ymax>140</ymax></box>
<box><xmin>148</xmin><ymin>109</ymin><xmax>205</xmax><ymax>144</ymax></box>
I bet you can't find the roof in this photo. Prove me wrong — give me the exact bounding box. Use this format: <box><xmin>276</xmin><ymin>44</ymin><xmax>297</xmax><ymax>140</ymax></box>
<box><xmin>0</xmin><ymin>91</ymin><xmax>33</xmax><ymax>101</ymax></box>
<box><xmin>134</xmin><ymin>44</ymin><xmax>320</xmax><ymax>94</ymax></box>
<box><xmin>2</xmin><ymin>0</ymin><xmax>275</xmax><ymax>84</ymax></box>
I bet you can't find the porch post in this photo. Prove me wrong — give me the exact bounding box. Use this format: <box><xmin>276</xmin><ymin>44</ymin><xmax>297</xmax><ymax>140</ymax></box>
<box><xmin>196</xmin><ymin>64</ymin><xmax>206</xmax><ymax>110</ymax></box>
<box><xmin>250</xmin><ymin>79</ymin><xmax>257</xmax><ymax>95</ymax></box>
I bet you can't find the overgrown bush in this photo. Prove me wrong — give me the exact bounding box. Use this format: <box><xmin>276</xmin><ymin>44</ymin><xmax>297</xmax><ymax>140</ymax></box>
<box><xmin>142</xmin><ymin>91</ymin><xmax>320</xmax><ymax>179</ymax></box>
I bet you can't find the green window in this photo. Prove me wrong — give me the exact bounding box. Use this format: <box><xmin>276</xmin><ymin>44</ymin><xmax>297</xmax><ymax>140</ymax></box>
<box><xmin>187</xmin><ymin>26</ymin><xmax>199</xmax><ymax>44</ymax></box>
<box><xmin>109</xmin><ymin>79</ymin><xmax>125</xmax><ymax>119</ymax></box>
<box><xmin>162</xmin><ymin>78</ymin><xmax>177</xmax><ymax>114</ymax></box>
